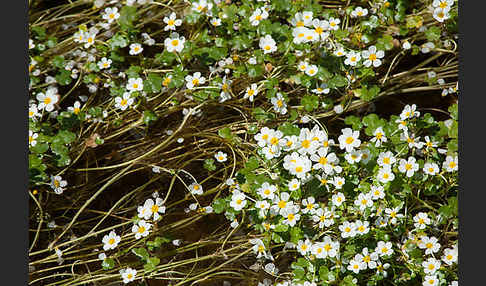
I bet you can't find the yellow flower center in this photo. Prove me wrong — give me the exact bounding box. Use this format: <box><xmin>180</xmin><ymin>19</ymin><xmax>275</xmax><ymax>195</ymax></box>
<box><xmin>108</xmin><ymin>238</ymin><xmax>115</xmax><ymax>245</ymax></box>
<box><xmin>405</xmin><ymin>163</ymin><xmax>412</xmax><ymax>170</ymax></box>
<box><xmin>276</xmin><ymin>100</ymin><xmax>283</xmax><ymax>107</ymax></box>
<box><xmin>295</xmin><ymin>166</ymin><xmax>303</xmax><ymax>173</ymax></box>
<box><xmin>168</xmin><ymin>19</ymin><xmax>175</xmax><ymax>26</ymax></box>
<box><xmin>248</xmin><ymin>89</ymin><xmax>255</xmax><ymax>96</ymax></box>
<box><xmin>319</xmin><ymin>157</ymin><xmax>328</xmax><ymax>165</ymax></box>
<box><xmin>278</xmin><ymin>200</ymin><xmax>287</xmax><ymax>209</ymax></box>
<box><xmin>171</xmin><ymin>39</ymin><xmax>179</xmax><ymax>46</ymax></box>
<box><xmin>138</xmin><ymin>226</ymin><xmax>146</xmax><ymax>233</ymax></box>
<box><xmin>151</xmin><ymin>205</ymin><xmax>159</xmax><ymax>213</ymax></box>
<box><xmin>44</xmin><ymin>97</ymin><xmax>52</xmax><ymax>105</ymax></box>
<box><xmin>345</xmin><ymin>137</ymin><xmax>354</xmax><ymax>144</ymax></box>
<box><xmin>288</xmin><ymin>213</ymin><xmax>295</xmax><ymax>220</ymax></box>
<box><xmin>120</xmin><ymin>99</ymin><xmax>128</xmax><ymax>106</ymax></box>
<box><xmin>255</xmin><ymin>15</ymin><xmax>262</xmax><ymax>21</ymax></box>
<box><xmin>258</xmin><ymin>245</ymin><xmax>265</xmax><ymax>252</ymax></box>
<box><xmin>296</xmin><ymin>21</ymin><xmax>304</xmax><ymax>27</ymax></box>
<box><xmin>315</xmin><ymin>27</ymin><xmax>323</xmax><ymax>34</ymax></box>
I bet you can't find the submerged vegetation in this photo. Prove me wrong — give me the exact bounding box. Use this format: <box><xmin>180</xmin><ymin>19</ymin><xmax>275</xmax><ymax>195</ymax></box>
<box><xmin>28</xmin><ymin>0</ymin><xmax>458</xmax><ymax>285</ymax></box>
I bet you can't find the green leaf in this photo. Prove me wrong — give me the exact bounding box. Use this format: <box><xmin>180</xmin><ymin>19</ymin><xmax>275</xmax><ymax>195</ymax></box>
<box><xmin>143</xmin><ymin>110</ymin><xmax>158</xmax><ymax>125</ymax></box>
<box><xmin>132</xmin><ymin>247</ymin><xmax>150</xmax><ymax>261</ymax></box>
<box><xmin>212</xmin><ymin>198</ymin><xmax>227</xmax><ymax>214</ymax></box>
<box><xmin>108</xmin><ymin>33</ymin><xmax>128</xmax><ymax>50</ymax></box>
<box><xmin>301</xmin><ymin>95</ymin><xmax>319</xmax><ymax>112</ymax></box>
<box><xmin>118</xmin><ymin>6</ymin><xmax>138</xmax><ymax>30</ymax></box>
<box><xmin>278</xmin><ymin>123</ymin><xmax>300</xmax><ymax>136</ymax></box>
<box><xmin>218</xmin><ymin>127</ymin><xmax>234</xmax><ymax>140</ymax></box>
<box><xmin>290</xmin><ymin>227</ymin><xmax>303</xmax><ymax>244</ymax></box>
<box><xmin>56</xmin><ymin>130</ymin><xmax>76</xmax><ymax>144</ymax></box>
<box><xmin>55</xmin><ymin>69</ymin><xmax>72</xmax><ymax>86</ymax></box>
<box><xmin>144</xmin><ymin>73</ymin><xmax>163</xmax><ymax>94</ymax></box>
<box><xmin>245</xmin><ymin>156</ymin><xmax>259</xmax><ymax>170</ymax></box>
<box><xmin>425</xmin><ymin>26</ymin><xmax>441</xmax><ymax>42</ymax></box>
<box><xmin>319</xmin><ymin>266</ymin><xmax>330</xmax><ymax>281</ymax></box>
<box><xmin>204</xmin><ymin>158</ymin><xmax>217</xmax><ymax>171</ymax></box>
<box><xmin>126</xmin><ymin>65</ymin><xmax>142</xmax><ymax>78</ymax></box>
<box><xmin>144</xmin><ymin>257</ymin><xmax>160</xmax><ymax>271</ymax></box>
<box><xmin>274</xmin><ymin>224</ymin><xmax>289</xmax><ymax>232</ymax></box>
<box><xmin>31</xmin><ymin>143</ymin><xmax>49</xmax><ymax>154</ymax></box>
<box><xmin>101</xmin><ymin>258</ymin><xmax>115</xmax><ymax>270</ymax></box>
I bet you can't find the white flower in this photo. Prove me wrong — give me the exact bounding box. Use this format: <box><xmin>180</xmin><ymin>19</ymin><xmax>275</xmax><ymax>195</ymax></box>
<box><xmin>271</xmin><ymin>93</ymin><xmax>288</xmax><ymax>115</ymax></box>
<box><xmin>310</xmin><ymin>148</ymin><xmax>337</xmax><ymax>174</ymax></box>
<box><xmin>400</xmin><ymin>104</ymin><xmax>420</xmax><ymax>120</ymax></box>
<box><xmin>344</xmin><ymin>51</ymin><xmax>361</xmax><ymax>66</ymax></box>
<box><xmin>312</xmin><ymin>83</ymin><xmax>330</xmax><ymax>94</ymax></box>
<box><xmin>354</xmin><ymin>193</ymin><xmax>373</xmax><ymax>211</ymax></box>
<box><xmin>264</xmin><ymin>263</ymin><xmax>278</xmax><ymax>275</ymax></box>
<box><xmin>83</xmin><ymin>32</ymin><xmax>96</xmax><ymax>48</ymax></box>
<box><xmin>29</xmin><ymin>130</ymin><xmax>38</xmax><ymax>147</ymax></box>
<box><xmin>433</xmin><ymin>7</ymin><xmax>450</xmax><ymax>22</ymax></box>
<box><xmin>339</xmin><ymin>221</ymin><xmax>356</xmax><ymax>238</ymax></box>
<box><xmin>423</xmin><ymin>162</ymin><xmax>440</xmax><ymax>175</ymax></box>
<box><xmin>414</xmin><ymin>212</ymin><xmax>431</xmax><ymax>229</ymax></box>
<box><xmin>129</xmin><ymin>43</ymin><xmax>143</xmax><ymax>55</ymax></box>
<box><xmin>270</xmin><ymin>192</ymin><xmax>292</xmax><ymax>215</ymax></box>
<box><xmin>312</xmin><ymin>19</ymin><xmax>330</xmax><ymax>41</ymax></box>
<box><xmin>185</xmin><ymin>72</ymin><xmax>206</xmax><ymax>90</ymax></box>
<box><xmin>399</xmin><ymin>132</ymin><xmax>422</xmax><ymax>149</ymax></box>
<box><xmin>423</xmin><ymin>275</ymin><xmax>439</xmax><ymax>286</ymax></box>
<box><xmin>297</xmin><ymin>239</ymin><xmax>312</xmax><ymax>255</ymax></box>
<box><xmin>255</xmin><ymin>200</ymin><xmax>270</xmax><ymax>217</ymax></box>
<box><xmin>292</xmin><ymin>27</ymin><xmax>312</xmax><ymax>44</ymax></box>
<box><xmin>37</xmin><ymin>87</ymin><xmax>59</xmax><ymax>112</ymax></box>
<box><xmin>403</xmin><ymin>41</ymin><xmax>411</xmax><ymax>50</ymax></box>
<box><xmin>331</xmin><ymin>176</ymin><xmax>345</xmax><ymax>189</ymax></box>
<box><xmin>421</xmin><ymin>42</ymin><xmax>435</xmax><ymax>53</ymax></box>
<box><xmin>370</xmin><ymin>185</ymin><xmax>385</xmax><ymax>200</ymax></box>
<box><xmin>189</xmin><ymin>183</ymin><xmax>203</xmax><ymax>195</ymax></box>
<box><xmin>143</xmin><ymin>198</ymin><xmax>166</xmax><ymax>221</ymax></box>
<box><xmin>443</xmin><ymin>155</ymin><xmax>458</xmax><ymax>172</ymax></box>
<box><xmin>338</xmin><ymin>128</ymin><xmax>361</xmax><ymax>152</ymax></box>
<box><xmin>345</xmin><ymin>150</ymin><xmax>362</xmax><ymax>164</ymax></box>
<box><xmin>384</xmin><ymin>206</ymin><xmax>403</xmax><ymax>225</ymax></box>
<box><xmin>305</xmin><ymin>64</ymin><xmax>318</xmax><ymax>76</ymax></box>
<box><xmin>362</xmin><ymin>46</ymin><xmax>384</xmax><ymax>68</ymax></box>
<box><xmin>332</xmin><ymin>192</ymin><xmax>345</xmax><ymax>207</ymax></box>
<box><xmin>312</xmin><ymin>207</ymin><xmax>335</xmax><ymax>228</ymax></box>
<box><xmin>132</xmin><ymin>220</ymin><xmax>152</xmax><ymax>239</ymax></box>
<box><xmin>259</xmin><ymin>35</ymin><xmax>277</xmax><ymax>54</ymax></box>
<box><xmin>418</xmin><ymin>236</ymin><xmax>441</xmax><ymax>255</ymax></box>
<box><xmin>29</xmin><ymin>39</ymin><xmax>35</xmax><ymax>49</ymax></box>
<box><xmin>210</xmin><ymin>18</ymin><xmax>222</xmax><ymax>26</ymax></box>
<box><xmin>377</xmin><ymin>151</ymin><xmax>396</xmax><ymax>167</ymax></box>
<box><xmin>192</xmin><ymin>0</ymin><xmax>213</xmax><ymax>14</ymax></box>
<box><xmin>288</xmin><ymin>179</ymin><xmax>300</xmax><ymax>191</ymax></box>
<box><xmin>115</xmin><ymin>92</ymin><xmax>134</xmax><ymax>111</ymax></box>
<box><xmin>377</xmin><ymin>166</ymin><xmax>395</xmax><ymax>183</ymax></box>
<box><xmin>230</xmin><ymin>193</ymin><xmax>247</xmax><ymax>211</ymax></box>
<box><xmin>164</xmin><ymin>33</ymin><xmax>185</xmax><ymax>52</ymax></box>
<box><xmin>351</xmin><ymin>6</ymin><xmax>368</xmax><ymax>17</ymax></box>
<box><xmin>97</xmin><ymin>57</ymin><xmax>112</xmax><ymax>69</ymax></box>
<box><xmin>249</xmin><ymin>8</ymin><xmax>269</xmax><ymax>26</ymax></box>
<box><xmin>433</xmin><ymin>0</ymin><xmax>453</xmax><ymax>8</ymax></box>
<box><xmin>244</xmin><ymin>83</ymin><xmax>258</xmax><ymax>102</ymax></box>
<box><xmin>328</xmin><ymin>17</ymin><xmax>340</xmax><ymax>30</ymax></box>
<box><xmin>281</xmin><ymin>205</ymin><xmax>301</xmax><ymax>227</ymax></box>
<box><xmin>291</xmin><ymin>12</ymin><xmax>312</xmax><ymax>27</ymax></box>
<box><xmin>334</xmin><ymin>47</ymin><xmax>346</xmax><ymax>57</ymax></box>
<box><xmin>442</xmin><ymin>246</ymin><xmax>458</xmax><ymax>265</ymax></box>
<box><xmin>348</xmin><ymin>258</ymin><xmax>365</xmax><ymax>274</ymax></box>
<box><xmin>315</xmin><ymin>236</ymin><xmax>339</xmax><ymax>258</ymax></box>
<box><xmin>50</xmin><ymin>175</ymin><xmax>67</xmax><ymax>194</ymax></box>
<box><xmin>375</xmin><ymin>241</ymin><xmax>393</xmax><ymax>256</ymax></box>
<box><xmin>68</xmin><ymin>101</ymin><xmax>82</xmax><ymax>115</ymax></box>
<box><xmin>301</xmin><ymin>197</ymin><xmax>316</xmax><ymax>214</ymax></box>
<box><xmin>215</xmin><ymin>151</ymin><xmax>227</xmax><ymax>162</ymax></box>
<box><xmin>102</xmin><ymin>7</ymin><xmax>120</xmax><ymax>23</ymax></box>
<box><xmin>29</xmin><ymin>104</ymin><xmax>40</xmax><ymax>119</ymax></box>
<box><xmin>422</xmin><ymin>257</ymin><xmax>441</xmax><ymax>274</ymax></box>
<box><xmin>398</xmin><ymin>156</ymin><xmax>419</xmax><ymax>177</ymax></box>
<box><xmin>370</xmin><ymin>127</ymin><xmax>387</xmax><ymax>147</ymax></box>
<box><xmin>163</xmin><ymin>12</ymin><xmax>182</xmax><ymax>31</ymax></box>
<box><xmin>126</xmin><ymin>77</ymin><xmax>144</xmax><ymax>92</ymax></box>
<box><xmin>248</xmin><ymin>57</ymin><xmax>257</xmax><ymax>65</ymax></box>
<box><xmin>121</xmin><ymin>267</ymin><xmax>137</xmax><ymax>284</ymax></box>
<box><xmin>355</xmin><ymin>220</ymin><xmax>370</xmax><ymax>235</ymax></box>
<box><xmin>257</xmin><ymin>182</ymin><xmax>277</xmax><ymax>200</ymax></box>
<box><xmin>102</xmin><ymin>230</ymin><xmax>121</xmax><ymax>251</ymax></box>
<box><xmin>250</xmin><ymin>238</ymin><xmax>270</xmax><ymax>259</ymax></box>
